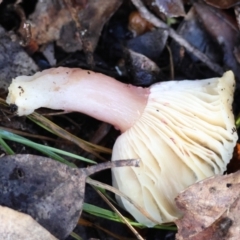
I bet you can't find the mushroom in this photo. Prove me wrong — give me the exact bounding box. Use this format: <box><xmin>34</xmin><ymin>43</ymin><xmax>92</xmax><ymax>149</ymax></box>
<box><xmin>6</xmin><ymin>67</ymin><xmax>238</xmax><ymax>226</ymax></box>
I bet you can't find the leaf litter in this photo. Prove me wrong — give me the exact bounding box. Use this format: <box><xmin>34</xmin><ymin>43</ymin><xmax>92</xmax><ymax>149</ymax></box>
<box><xmin>175</xmin><ymin>170</ymin><xmax>240</xmax><ymax>240</ymax></box>
<box><xmin>0</xmin><ymin>154</ymin><xmax>139</xmax><ymax>239</ymax></box>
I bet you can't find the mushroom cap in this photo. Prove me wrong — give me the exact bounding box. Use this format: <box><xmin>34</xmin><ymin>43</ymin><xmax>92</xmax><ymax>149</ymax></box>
<box><xmin>111</xmin><ymin>71</ymin><xmax>238</xmax><ymax>226</ymax></box>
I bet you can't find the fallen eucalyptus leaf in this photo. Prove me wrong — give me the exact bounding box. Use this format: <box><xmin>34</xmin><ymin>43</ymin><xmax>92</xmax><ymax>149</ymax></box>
<box><xmin>0</xmin><ymin>154</ymin><xmax>139</xmax><ymax>239</ymax></box>
<box><xmin>175</xmin><ymin>171</ymin><xmax>240</xmax><ymax>240</ymax></box>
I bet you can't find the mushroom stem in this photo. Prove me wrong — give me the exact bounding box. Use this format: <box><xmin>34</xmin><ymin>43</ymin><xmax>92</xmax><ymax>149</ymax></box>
<box><xmin>6</xmin><ymin>67</ymin><xmax>149</xmax><ymax>132</ymax></box>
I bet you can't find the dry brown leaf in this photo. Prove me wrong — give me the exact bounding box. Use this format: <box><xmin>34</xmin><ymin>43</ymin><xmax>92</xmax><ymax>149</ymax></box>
<box><xmin>0</xmin><ymin>206</ymin><xmax>57</xmax><ymax>240</ymax></box>
<box><xmin>28</xmin><ymin>0</ymin><xmax>70</xmax><ymax>46</ymax></box>
<box><xmin>175</xmin><ymin>171</ymin><xmax>240</xmax><ymax>240</ymax></box>
<box><xmin>27</xmin><ymin>0</ymin><xmax>122</xmax><ymax>54</ymax></box>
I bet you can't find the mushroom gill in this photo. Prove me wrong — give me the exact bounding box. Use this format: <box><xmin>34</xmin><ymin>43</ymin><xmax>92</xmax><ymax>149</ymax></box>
<box><xmin>111</xmin><ymin>71</ymin><xmax>238</xmax><ymax>226</ymax></box>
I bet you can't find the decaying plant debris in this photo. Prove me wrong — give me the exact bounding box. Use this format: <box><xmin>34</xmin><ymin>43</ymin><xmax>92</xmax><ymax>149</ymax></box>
<box><xmin>175</xmin><ymin>170</ymin><xmax>240</xmax><ymax>240</ymax></box>
<box><xmin>1</xmin><ymin>0</ymin><xmax>240</xmax><ymax>239</ymax></box>
<box><xmin>0</xmin><ymin>154</ymin><xmax>139</xmax><ymax>239</ymax></box>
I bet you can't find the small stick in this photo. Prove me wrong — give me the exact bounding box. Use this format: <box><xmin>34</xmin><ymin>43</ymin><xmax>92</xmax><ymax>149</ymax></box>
<box><xmin>83</xmin><ymin>159</ymin><xmax>140</xmax><ymax>176</ymax></box>
<box><xmin>131</xmin><ymin>0</ymin><xmax>224</xmax><ymax>75</ymax></box>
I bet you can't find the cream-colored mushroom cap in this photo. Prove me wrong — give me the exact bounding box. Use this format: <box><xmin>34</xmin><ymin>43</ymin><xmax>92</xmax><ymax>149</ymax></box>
<box><xmin>111</xmin><ymin>71</ymin><xmax>238</xmax><ymax>226</ymax></box>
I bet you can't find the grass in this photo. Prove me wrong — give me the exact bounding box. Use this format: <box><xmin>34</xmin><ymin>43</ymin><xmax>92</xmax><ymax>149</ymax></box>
<box><xmin>236</xmin><ymin>114</ymin><xmax>240</xmax><ymax>129</ymax></box>
<box><xmin>0</xmin><ymin>128</ymin><xmax>96</xmax><ymax>166</ymax></box>
<box><xmin>83</xmin><ymin>203</ymin><xmax>177</xmax><ymax>231</ymax></box>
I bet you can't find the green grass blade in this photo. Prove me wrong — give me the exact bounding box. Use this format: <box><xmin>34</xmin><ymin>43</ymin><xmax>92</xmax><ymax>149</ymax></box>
<box><xmin>70</xmin><ymin>232</ymin><xmax>83</xmax><ymax>240</ymax></box>
<box><xmin>236</xmin><ymin>114</ymin><xmax>240</xmax><ymax>129</ymax></box>
<box><xmin>41</xmin><ymin>146</ymin><xmax>96</xmax><ymax>164</ymax></box>
<box><xmin>0</xmin><ymin>129</ymin><xmax>95</xmax><ymax>166</ymax></box>
<box><xmin>83</xmin><ymin>203</ymin><xmax>177</xmax><ymax>230</ymax></box>
<box><xmin>0</xmin><ymin>129</ymin><xmax>74</xmax><ymax>166</ymax></box>
<box><xmin>83</xmin><ymin>203</ymin><xmax>125</xmax><ymax>222</ymax></box>
<box><xmin>0</xmin><ymin>137</ymin><xmax>15</xmax><ymax>154</ymax></box>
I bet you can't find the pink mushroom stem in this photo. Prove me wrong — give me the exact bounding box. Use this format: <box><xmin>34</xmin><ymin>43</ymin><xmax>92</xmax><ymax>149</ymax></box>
<box><xmin>7</xmin><ymin>67</ymin><xmax>149</xmax><ymax>133</ymax></box>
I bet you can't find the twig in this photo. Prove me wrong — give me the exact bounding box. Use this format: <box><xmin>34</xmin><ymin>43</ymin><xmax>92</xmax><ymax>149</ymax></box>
<box><xmin>84</xmin><ymin>159</ymin><xmax>140</xmax><ymax>176</ymax></box>
<box><xmin>131</xmin><ymin>0</ymin><xmax>224</xmax><ymax>75</ymax></box>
